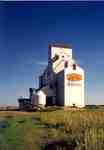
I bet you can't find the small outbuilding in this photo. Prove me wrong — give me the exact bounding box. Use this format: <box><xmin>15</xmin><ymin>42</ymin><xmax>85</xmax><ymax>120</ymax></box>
<box><xmin>18</xmin><ymin>98</ymin><xmax>33</xmax><ymax>110</ymax></box>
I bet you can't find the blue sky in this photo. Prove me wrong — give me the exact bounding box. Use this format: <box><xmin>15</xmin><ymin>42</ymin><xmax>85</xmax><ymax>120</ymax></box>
<box><xmin>0</xmin><ymin>1</ymin><xmax>104</xmax><ymax>106</ymax></box>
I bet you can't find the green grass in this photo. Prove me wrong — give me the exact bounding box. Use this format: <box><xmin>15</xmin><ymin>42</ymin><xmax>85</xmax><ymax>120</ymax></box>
<box><xmin>0</xmin><ymin>108</ymin><xmax>104</xmax><ymax>150</ymax></box>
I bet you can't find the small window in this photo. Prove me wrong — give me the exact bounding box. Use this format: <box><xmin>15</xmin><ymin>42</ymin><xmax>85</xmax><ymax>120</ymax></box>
<box><xmin>49</xmin><ymin>84</ymin><xmax>53</xmax><ymax>89</ymax></box>
<box><xmin>73</xmin><ymin>64</ymin><xmax>76</xmax><ymax>70</ymax></box>
<box><xmin>65</xmin><ymin>61</ymin><xmax>68</xmax><ymax>68</ymax></box>
<box><xmin>53</xmin><ymin>54</ymin><xmax>59</xmax><ymax>62</ymax></box>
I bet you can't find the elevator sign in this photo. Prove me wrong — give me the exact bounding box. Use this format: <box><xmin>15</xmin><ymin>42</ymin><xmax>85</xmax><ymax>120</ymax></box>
<box><xmin>66</xmin><ymin>73</ymin><xmax>82</xmax><ymax>81</ymax></box>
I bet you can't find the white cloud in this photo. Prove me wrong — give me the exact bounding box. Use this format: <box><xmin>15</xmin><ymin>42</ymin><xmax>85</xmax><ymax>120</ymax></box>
<box><xmin>36</xmin><ymin>61</ymin><xmax>48</xmax><ymax>66</ymax></box>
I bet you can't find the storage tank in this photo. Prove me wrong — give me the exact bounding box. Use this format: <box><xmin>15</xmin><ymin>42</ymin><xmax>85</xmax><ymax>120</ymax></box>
<box><xmin>37</xmin><ymin>90</ymin><xmax>46</xmax><ymax>106</ymax></box>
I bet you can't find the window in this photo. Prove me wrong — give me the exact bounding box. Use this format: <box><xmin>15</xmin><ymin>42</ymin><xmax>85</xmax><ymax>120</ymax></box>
<box><xmin>65</xmin><ymin>61</ymin><xmax>68</xmax><ymax>68</ymax></box>
<box><xmin>52</xmin><ymin>54</ymin><xmax>59</xmax><ymax>62</ymax></box>
<box><xmin>73</xmin><ymin>64</ymin><xmax>76</xmax><ymax>70</ymax></box>
<box><xmin>49</xmin><ymin>84</ymin><xmax>53</xmax><ymax>89</ymax></box>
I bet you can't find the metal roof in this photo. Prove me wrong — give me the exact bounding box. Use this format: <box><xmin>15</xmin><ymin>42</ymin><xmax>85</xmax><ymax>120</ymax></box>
<box><xmin>48</xmin><ymin>43</ymin><xmax>72</xmax><ymax>49</ymax></box>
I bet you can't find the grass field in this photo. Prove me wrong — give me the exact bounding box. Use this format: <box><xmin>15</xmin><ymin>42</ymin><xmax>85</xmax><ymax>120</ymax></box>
<box><xmin>0</xmin><ymin>107</ymin><xmax>104</xmax><ymax>150</ymax></box>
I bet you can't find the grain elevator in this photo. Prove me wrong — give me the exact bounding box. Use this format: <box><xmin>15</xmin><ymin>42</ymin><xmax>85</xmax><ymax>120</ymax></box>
<box><xmin>32</xmin><ymin>43</ymin><xmax>85</xmax><ymax>108</ymax></box>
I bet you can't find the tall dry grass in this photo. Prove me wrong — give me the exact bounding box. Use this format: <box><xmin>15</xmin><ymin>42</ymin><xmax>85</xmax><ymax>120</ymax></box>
<box><xmin>39</xmin><ymin>110</ymin><xmax>104</xmax><ymax>149</ymax></box>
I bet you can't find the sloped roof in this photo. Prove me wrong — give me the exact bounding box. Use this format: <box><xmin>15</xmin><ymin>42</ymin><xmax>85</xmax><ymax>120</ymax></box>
<box><xmin>37</xmin><ymin>86</ymin><xmax>55</xmax><ymax>97</ymax></box>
